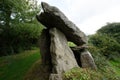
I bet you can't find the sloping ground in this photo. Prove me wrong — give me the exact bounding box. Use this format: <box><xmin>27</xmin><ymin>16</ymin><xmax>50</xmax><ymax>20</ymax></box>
<box><xmin>24</xmin><ymin>60</ymin><xmax>51</xmax><ymax>80</ymax></box>
<box><xmin>110</xmin><ymin>60</ymin><xmax>120</xmax><ymax>76</ymax></box>
<box><xmin>24</xmin><ymin>60</ymin><xmax>120</xmax><ymax>80</ymax></box>
<box><xmin>0</xmin><ymin>49</ymin><xmax>40</xmax><ymax>80</ymax></box>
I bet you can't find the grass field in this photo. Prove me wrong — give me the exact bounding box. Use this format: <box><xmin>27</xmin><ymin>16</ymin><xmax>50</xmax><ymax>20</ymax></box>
<box><xmin>0</xmin><ymin>48</ymin><xmax>40</xmax><ymax>80</ymax></box>
<box><xmin>110</xmin><ymin>60</ymin><xmax>120</xmax><ymax>76</ymax></box>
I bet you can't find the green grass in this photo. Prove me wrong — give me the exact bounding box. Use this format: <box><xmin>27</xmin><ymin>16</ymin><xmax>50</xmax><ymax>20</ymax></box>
<box><xmin>24</xmin><ymin>60</ymin><xmax>51</xmax><ymax>80</ymax></box>
<box><xmin>63</xmin><ymin>67</ymin><xmax>120</xmax><ymax>80</ymax></box>
<box><xmin>0</xmin><ymin>48</ymin><xmax>40</xmax><ymax>80</ymax></box>
<box><xmin>110</xmin><ymin>60</ymin><xmax>120</xmax><ymax>76</ymax></box>
<box><xmin>63</xmin><ymin>67</ymin><xmax>103</xmax><ymax>80</ymax></box>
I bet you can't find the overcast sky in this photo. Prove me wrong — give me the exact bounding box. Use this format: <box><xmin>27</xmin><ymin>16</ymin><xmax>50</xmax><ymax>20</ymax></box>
<box><xmin>38</xmin><ymin>0</ymin><xmax>120</xmax><ymax>34</ymax></box>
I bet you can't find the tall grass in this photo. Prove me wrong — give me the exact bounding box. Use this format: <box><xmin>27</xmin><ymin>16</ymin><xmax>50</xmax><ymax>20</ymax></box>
<box><xmin>0</xmin><ymin>49</ymin><xmax>40</xmax><ymax>80</ymax></box>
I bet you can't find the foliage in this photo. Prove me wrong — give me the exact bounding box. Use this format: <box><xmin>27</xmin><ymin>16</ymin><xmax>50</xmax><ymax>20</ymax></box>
<box><xmin>88</xmin><ymin>46</ymin><xmax>107</xmax><ymax>70</ymax></box>
<box><xmin>0</xmin><ymin>0</ymin><xmax>40</xmax><ymax>24</ymax></box>
<box><xmin>0</xmin><ymin>0</ymin><xmax>43</xmax><ymax>56</ymax></box>
<box><xmin>24</xmin><ymin>60</ymin><xmax>51</xmax><ymax>80</ymax></box>
<box><xmin>0</xmin><ymin>48</ymin><xmax>40</xmax><ymax>80</ymax></box>
<box><xmin>88</xmin><ymin>33</ymin><xmax>120</xmax><ymax>60</ymax></box>
<box><xmin>88</xmin><ymin>45</ymin><xmax>120</xmax><ymax>77</ymax></box>
<box><xmin>110</xmin><ymin>60</ymin><xmax>120</xmax><ymax>76</ymax></box>
<box><xmin>97</xmin><ymin>22</ymin><xmax>120</xmax><ymax>44</ymax></box>
<box><xmin>87</xmin><ymin>23</ymin><xmax>120</xmax><ymax>79</ymax></box>
<box><xmin>89</xmin><ymin>23</ymin><xmax>120</xmax><ymax>60</ymax></box>
<box><xmin>63</xmin><ymin>67</ymin><xmax>119</xmax><ymax>80</ymax></box>
<box><xmin>68</xmin><ymin>42</ymin><xmax>76</xmax><ymax>47</ymax></box>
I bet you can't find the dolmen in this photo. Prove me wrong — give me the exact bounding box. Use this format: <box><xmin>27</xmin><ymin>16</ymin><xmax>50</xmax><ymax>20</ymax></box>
<box><xmin>36</xmin><ymin>2</ymin><xmax>97</xmax><ymax>80</ymax></box>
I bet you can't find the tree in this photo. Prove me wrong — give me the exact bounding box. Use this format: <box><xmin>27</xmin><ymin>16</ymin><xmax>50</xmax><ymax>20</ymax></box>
<box><xmin>0</xmin><ymin>0</ymin><xmax>43</xmax><ymax>56</ymax></box>
<box><xmin>97</xmin><ymin>23</ymin><xmax>120</xmax><ymax>44</ymax></box>
<box><xmin>89</xmin><ymin>25</ymin><xmax>120</xmax><ymax>60</ymax></box>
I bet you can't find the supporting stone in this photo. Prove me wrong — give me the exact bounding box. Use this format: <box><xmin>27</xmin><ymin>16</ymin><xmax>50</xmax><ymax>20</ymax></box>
<box><xmin>81</xmin><ymin>50</ymin><xmax>97</xmax><ymax>70</ymax></box>
<box><xmin>71</xmin><ymin>46</ymin><xmax>97</xmax><ymax>70</ymax></box>
<box><xmin>50</xmin><ymin>28</ymin><xmax>78</xmax><ymax>74</ymax></box>
<box><xmin>39</xmin><ymin>29</ymin><xmax>52</xmax><ymax>65</ymax></box>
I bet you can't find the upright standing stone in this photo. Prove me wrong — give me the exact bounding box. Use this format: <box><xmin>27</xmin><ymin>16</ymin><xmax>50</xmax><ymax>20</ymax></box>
<box><xmin>50</xmin><ymin>28</ymin><xmax>78</xmax><ymax>74</ymax></box>
<box><xmin>39</xmin><ymin>29</ymin><xmax>52</xmax><ymax>65</ymax></box>
<box><xmin>70</xmin><ymin>46</ymin><xmax>88</xmax><ymax>67</ymax></box>
<box><xmin>36</xmin><ymin>2</ymin><xmax>87</xmax><ymax>46</ymax></box>
<box><xmin>81</xmin><ymin>50</ymin><xmax>97</xmax><ymax>70</ymax></box>
<box><xmin>49</xmin><ymin>74</ymin><xmax>62</xmax><ymax>80</ymax></box>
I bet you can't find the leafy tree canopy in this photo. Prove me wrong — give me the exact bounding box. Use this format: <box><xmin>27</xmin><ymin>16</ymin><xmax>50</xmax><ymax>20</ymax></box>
<box><xmin>0</xmin><ymin>0</ymin><xmax>40</xmax><ymax>26</ymax></box>
<box><xmin>0</xmin><ymin>0</ymin><xmax>43</xmax><ymax>56</ymax></box>
<box><xmin>89</xmin><ymin>22</ymin><xmax>120</xmax><ymax>60</ymax></box>
<box><xmin>97</xmin><ymin>22</ymin><xmax>120</xmax><ymax>43</ymax></box>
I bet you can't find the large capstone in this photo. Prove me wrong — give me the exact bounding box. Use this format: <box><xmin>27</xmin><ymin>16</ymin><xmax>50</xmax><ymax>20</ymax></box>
<box><xmin>49</xmin><ymin>28</ymin><xmax>78</xmax><ymax>74</ymax></box>
<box><xmin>36</xmin><ymin>2</ymin><xmax>87</xmax><ymax>46</ymax></box>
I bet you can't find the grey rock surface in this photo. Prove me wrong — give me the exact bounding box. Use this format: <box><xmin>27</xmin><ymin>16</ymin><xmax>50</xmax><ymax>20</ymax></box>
<box><xmin>50</xmin><ymin>28</ymin><xmax>78</xmax><ymax>74</ymax></box>
<box><xmin>49</xmin><ymin>74</ymin><xmax>62</xmax><ymax>80</ymax></box>
<box><xmin>37</xmin><ymin>2</ymin><xmax>87</xmax><ymax>46</ymax></box>
<box><xmin>81</xmin><ymin>50</ymin><xmax>97</xmax><ymax>70</ymax></box>
<box><xmin>39</xmin><ymin>29</ymin><xmax>52</xmax><ymax>65</ymax></box>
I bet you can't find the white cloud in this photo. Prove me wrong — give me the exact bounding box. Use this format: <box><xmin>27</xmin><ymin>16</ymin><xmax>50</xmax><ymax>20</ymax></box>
<box><xmin>37</xmin><ymin>0</ymin><xmax>120</xmax><ymax>34</ymax></box>
<box><xmin>79</xmin><ymin>5</ymin><xmax>120</xmax><ymax>34</ymax></box>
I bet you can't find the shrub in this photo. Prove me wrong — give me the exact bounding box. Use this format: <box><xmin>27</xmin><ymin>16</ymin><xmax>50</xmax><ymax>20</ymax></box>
<box><xmin>0</xmin><ymin>21</ymin><xmax>43</xmax><ymax>56</ymax></box>
<box><xmin>63</xmin><ymin>67</ymin><xmax>119</xmax><ymax>80</ymax></box>
<box><xmin>88</xmin><ymin>33</ymin><xmax>120</xmax><ymax>60</ymax></box>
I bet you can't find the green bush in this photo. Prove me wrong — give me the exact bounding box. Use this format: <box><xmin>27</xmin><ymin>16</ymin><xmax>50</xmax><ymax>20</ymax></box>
<box><xmin>63</xmin><ymin>67</ymin><xmax>119</xmax><ymax>80</ymax></box>
<box><xmin>0</xmin><ymin>0</ymin><xmax>42</xmax><ymax>56</ymax></box>
<box><xmin>88</xmin><ymin>33</ymin><xmax>120</xmax><ymax>60</ymax></box>
<box><xmin>0</xmin><ymin>21</ymin><xmax>43</xmax><ymax>56</ymax></box>
<box><xmin>97</xmin><ymin>23</ymin><xmax>120</xmax><ymax>44</ymax></box>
